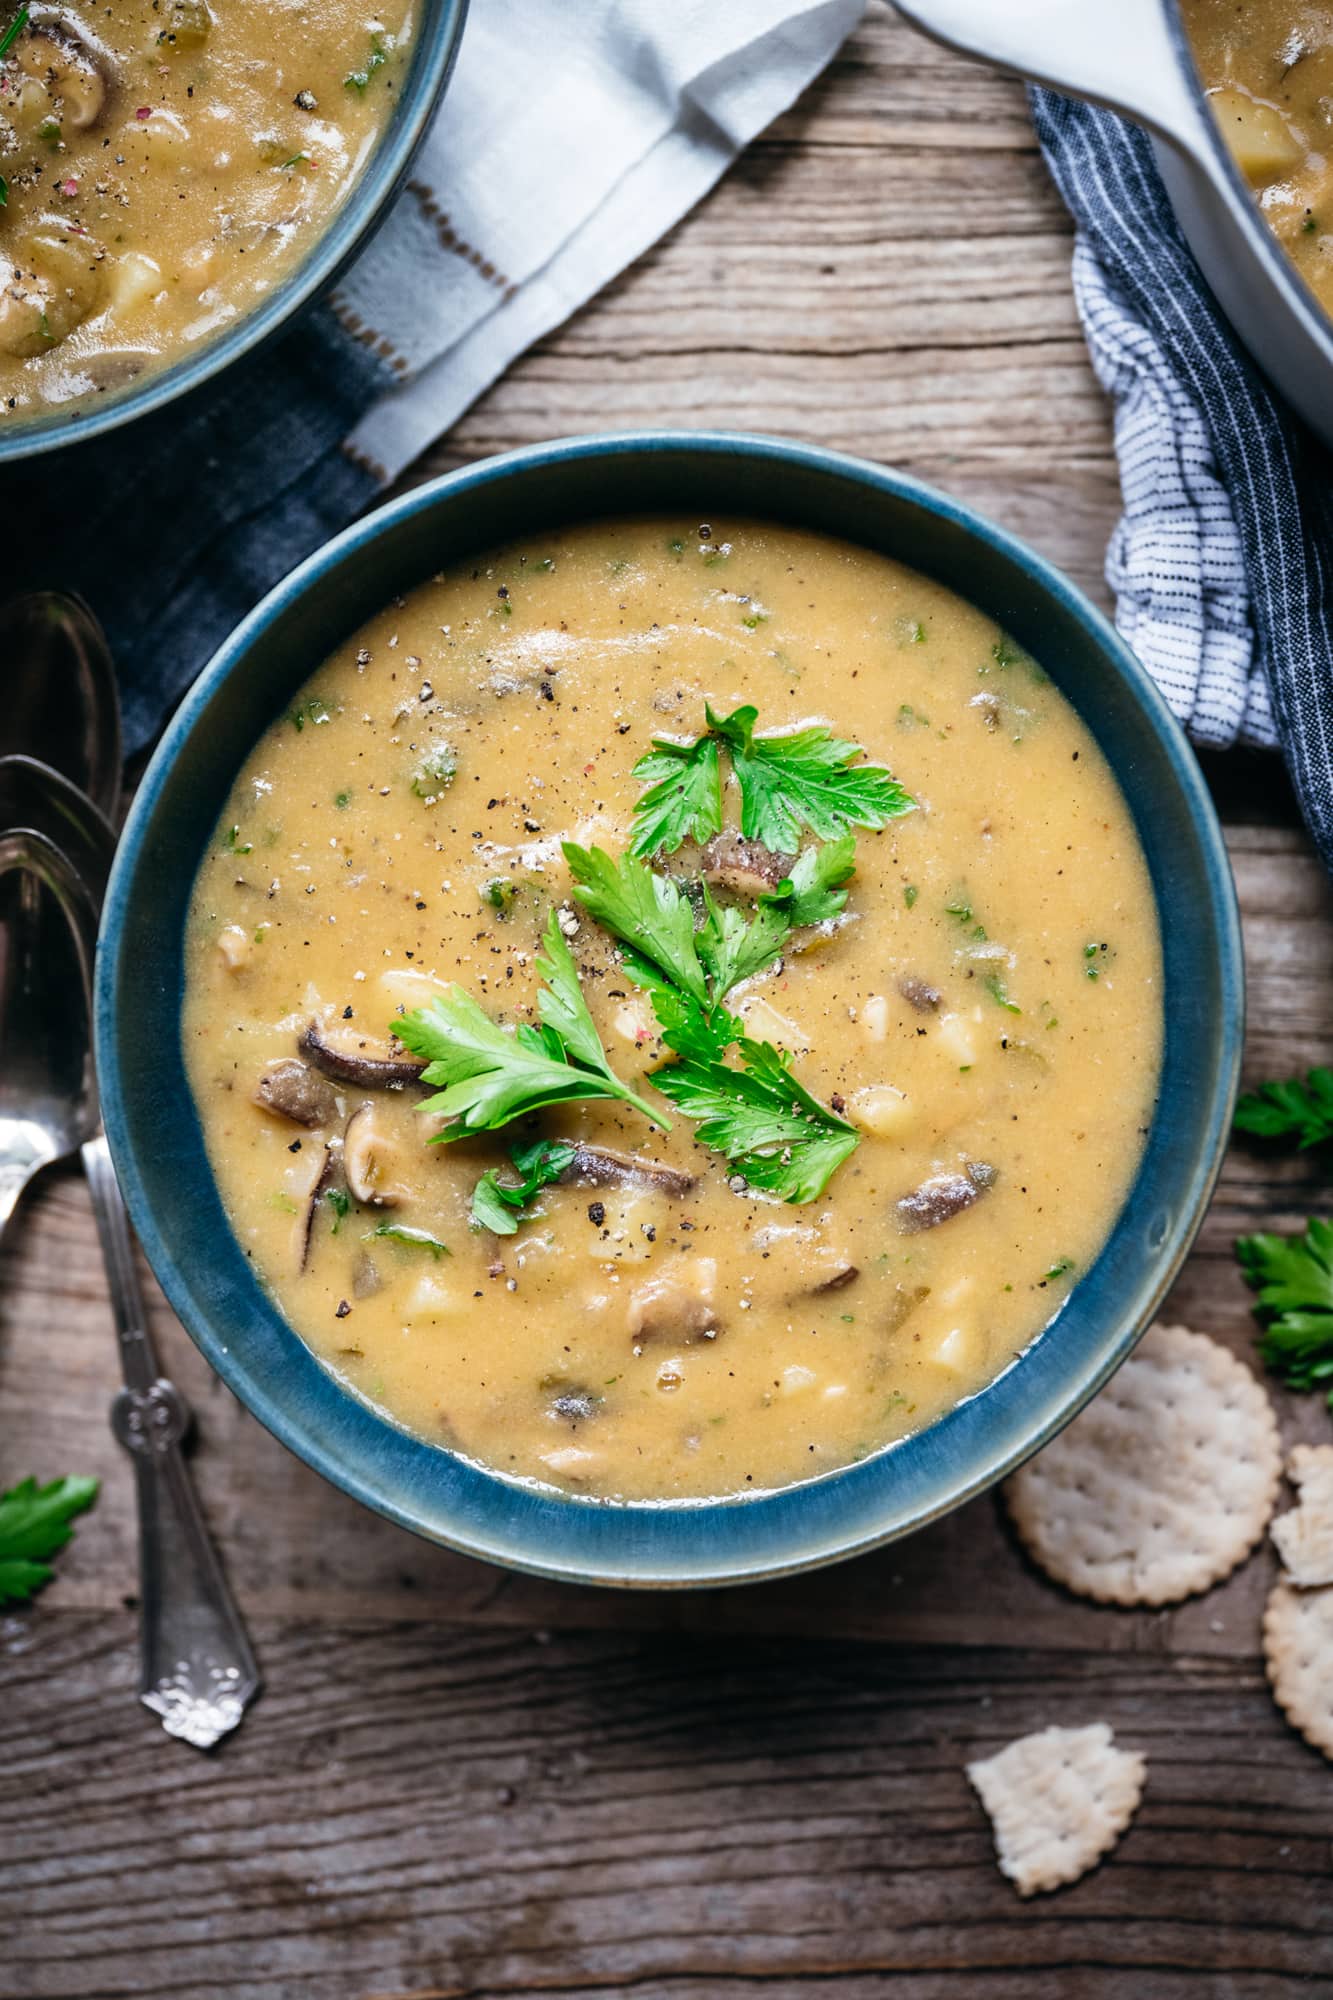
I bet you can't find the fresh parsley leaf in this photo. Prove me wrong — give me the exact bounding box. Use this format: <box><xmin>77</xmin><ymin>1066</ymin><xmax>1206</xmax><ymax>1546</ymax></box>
<box><xmin>365</xmin><ymin>1221</ymin><xmax>450</xmax><ymax>1258</ymax></box>
<box><xmin>653</xmin><ymin>1036</ymin><xmax>859</xmax><ymax>1204</ymax></box>
<box><xmin>563</xmin><ymin>844</ymin><xmax>709</xmax><ymax>1005</ymax></box>
<box><xmin>983</xmin><ymin>973</ymin><xmax>1021</xmax><ymax>1014</ymax></box>
<box><xmin>224</xmin><ymin>823</ymin><xmax>252</xmax><ymax>855</ymax></box>
<box><xmin>0</xmin><ymin>5</ymin><xmax>28</xmax><ymax>60</ymax></box>
<box><xmin>345</xmin><ymin>31</ymin><xmax>386</xmax><ymax>90</ymax></box>
<box><xmin>630</xmin><ymin>705</ymin><xmax>913</xmax><ymax>854</ymax></box>
<box><xmin>704</xmin><ymin>702</ymin><xmax>915</xmax><ymax>849</ymax></box>
<box><xmin>629</xmin><ymin>732</ymin><xmax>722</xmax><ymax>857</ymax></box>
<box><xmin>0</xmin><ymin>1473</ymin><xmax>98</xmax><ymax>1606</ymax></box>
<box><xmin>0</xmin><ymin>175</ymin><xmax>7</xmax><ymax>208</ymax></box>
<box><xmin>1237</xmin><ymin>1218</ymin><xmax>1333</xmax><ymax>1402</ymax></box>
<box><xmin>761</xmin><ymin>832</ymin><xmax>856</xmax><ymax>929</ymax></box>
<box><xmin>325</xmin><ymin>1186</ymin><xmax>351</xmax><ymax>1233</ymax></box>
<box><xmin>1235</xmin><ymin>1069</ymin><xmax>1333</xmax><ymax>1151</ymax></box>
<box><xmin>395</xmin><ymin>908</ymin><xmax>665</xmax><ymax>1135</ymax></box>
<box><xmin>471</xmin><ymin>1138</ymin><xmax>577</xmax><ymax>1236</ymax></box>
<box><xmin>695</xmin><ymin>890</ymin><xmax>789</xmax><ymax>998</ymax></box>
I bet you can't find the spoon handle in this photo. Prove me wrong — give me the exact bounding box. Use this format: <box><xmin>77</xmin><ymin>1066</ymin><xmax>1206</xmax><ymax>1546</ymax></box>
<box><xmin>81</xmin><ymin>1134</ymin><xmax>261</xmax><ymax>1748</ymax></box>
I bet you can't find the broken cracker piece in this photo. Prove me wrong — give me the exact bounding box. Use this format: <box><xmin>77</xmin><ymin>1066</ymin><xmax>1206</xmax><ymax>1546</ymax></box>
<box><xmin>967</xmin><ymin>1722</ymin><xmax>1146</xmax><ymax>1896</ymax></box>
<box><xmin>1004</xmin><ymin>1322</ymin><xmax>1281</xmax><ymax>1606</ymax></box>
<box><xmin>1264</xmin><ymin>1579</ymin><xmax>1333</xmax><ymax>1762</ymax></box>
<box><xmin>1271</xmin><ymin>1444</ymin><xmax>1333</xmax><ymax>1588</ymax></box>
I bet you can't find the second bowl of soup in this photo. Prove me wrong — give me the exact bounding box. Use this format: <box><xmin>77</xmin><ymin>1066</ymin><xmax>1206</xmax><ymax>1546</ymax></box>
<box><xmin>0</xmin><ymin>0</ymin><xmax>467</xmax><ymax>455</ymax></box>
<box><xmin>97</xmin><ymin>433</ymin><xmax>1242</xmax><ymax>1582</ymax></box>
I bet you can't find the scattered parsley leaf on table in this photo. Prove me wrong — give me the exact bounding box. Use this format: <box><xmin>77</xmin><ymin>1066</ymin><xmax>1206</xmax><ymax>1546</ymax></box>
<box><xmin>1234</xmin><ymin>1068</ymin><xmax>1333</xmax><ymax>1150</ymax></box>
<box><xmin>395</xmin><ymin>909</ymin><xmax>666</xmax><ymax>1135</ymax></box>
<box><xmin>1236</xmin><ymin>1217</ymin><xmax>1333</xmax><ymax>1403</ymax></box>
<box><xmin>0</xmin><ymin>1474</ymin><xmax>98</xmax><ymax>1607</ymax></box>
<box><xmin>471</xmin><ymin>1138</ymin><xmax>578</xmax><ymax>1236</ymax></box>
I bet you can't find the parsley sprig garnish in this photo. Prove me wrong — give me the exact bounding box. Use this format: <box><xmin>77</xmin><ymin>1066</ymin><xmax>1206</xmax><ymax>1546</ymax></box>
<box><xmin>0</xmin><ymin>1473</ymin><xmax>98</xmax><ymax>1606</ymax></box>
<box><xmin>1237</xmin><ymin>1218</ymin><xmax>1333</xmax><ymax>1404</ymax></box>
<box><xmin>398</xmin><ymin>710</ymin><xmax>874</xmax><ymax>1206</ymax></box>
<box><xmin>630</xmin><ymin>702</ymin><xmax>915</xmax><ymax>855</ymax></box>
<box><xmin>651</xmin><ymin>1036</ymin><xmax>859</xmax><ymax>1203</ymax></box>
<box><xmin>0</xmin><ymin>4</ymin><xmax>29</xmax><ymax>61</ymax></box>
<box><xmin>565</xmin><ymin>842</ymin><xmax>858</xmax><ymax>1202</ymax></box>
<box><xmin>472</xmin><ymin>1138</ymin><xmax>577</xmax><ymax>1235</ymax></box>
<box><xmin>394</xmin><ymin>909</ymin><xmax>666</xmax><ymax>1135</ymax></box>
<box><xmin>1234</xmin><ymin>1068</ymin><xmax>1333</xmax><ymax>1151</ymax></box>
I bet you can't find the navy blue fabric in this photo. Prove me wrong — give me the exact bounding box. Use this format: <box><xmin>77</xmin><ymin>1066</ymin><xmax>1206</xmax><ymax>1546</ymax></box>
<box><xmin>1032</xmin><ymin>88</ymin><xmax>1333</xmax><ymax>874</ymax></box>
<box><xmin>3</xmin><ymin>306</ymin><xmax>391</xmax><ymax>753</ymax></box>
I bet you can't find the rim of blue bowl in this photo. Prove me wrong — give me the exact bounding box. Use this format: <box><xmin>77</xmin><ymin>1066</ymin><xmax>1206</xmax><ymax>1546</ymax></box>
<box><xmin>0</xmin><ymin>0</ymin><xmax>469</xmax><ymax>465</ymax></box>
<box><xmin>96</xmin><ymin>430</ymin><xmax>1245</xmax><ymax>1588</ymax></box>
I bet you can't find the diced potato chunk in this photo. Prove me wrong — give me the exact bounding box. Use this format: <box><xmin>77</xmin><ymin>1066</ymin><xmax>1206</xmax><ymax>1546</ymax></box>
<box><xmin>915</xmin><ymin>1280</ymin><xmax>985</xmax><ymax>1377</ymax></box>
<box><xmin>847</xmin><ymin>1083</ymin><xmax>911</xmax><ymax>1139</ymax></box>
<box><xmin>934</xmin><ymin>1011</ymin><xmax>980</xmax><ymax>1069</ymax></box>
<box><xmin>1208</xmin><ymin>87</ymin><xmax>1302</xmax><ymax>182</ymax></box>
<box><xmin>105</xmin><ymin>250</ymin><xmax>163</xmax><ymax>314</ymax></box>
<box><xmin>217</xmin><ymin>925</ymin><xmax>252</xmax><ymax>972</ymax></box>
<box><xmin>402</xmin><ymin>1274</ymin><xmax>456</xmax><ymax>1322</ymax></box>
<box><xmin>860</xmin><ymin>993</ymin><xmax>890</xmax><ymax>1041</ymax></box>
<box><xmin>379</xmin><ymin>967</ymin><xmax>449</xmax><ymax>1014</ymax></box>
<box><xmin>739</xmin><ymin>995</ymin><xmax>810</xmax><ymax>1050</ymax></box>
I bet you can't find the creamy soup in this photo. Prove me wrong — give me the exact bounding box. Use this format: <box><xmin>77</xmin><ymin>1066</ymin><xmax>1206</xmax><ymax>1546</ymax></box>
<box><xmin>1184</xmin><ymin>0</ymin><xmax>1333</xmax><ymax>314</ymax></box>
<box><xmin>184</xmin><ymin>518</ymin><xmax>1163</xmax><ymax>1503</ymax></box>
<box><xmin>0</xmin><ymin>0</ymin><xmax>412</xmax><ymax>415</ymax></box>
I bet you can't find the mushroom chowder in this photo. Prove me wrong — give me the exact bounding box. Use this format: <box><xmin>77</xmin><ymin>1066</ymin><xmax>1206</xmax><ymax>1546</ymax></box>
<box><xmin>184</xmin><ymin>517</ymin><xmax>1163</xmax><ymax>1503</ymax></box>
<box><xmin>0</xmin><ymin>0</ymin><xmax>413</xmax><ymax>415</ymax></box>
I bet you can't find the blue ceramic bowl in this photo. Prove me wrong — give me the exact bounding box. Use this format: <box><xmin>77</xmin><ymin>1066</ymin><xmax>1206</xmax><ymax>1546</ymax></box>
<box><xmin>96</xmin><ymin>432</ymin><xmax>1244</xmax><ymax>1587</ymax></box>
<box><xmin>0</xmin><ymin>0</ymin><xmax>468</xmax><ymax>465</ymax></box>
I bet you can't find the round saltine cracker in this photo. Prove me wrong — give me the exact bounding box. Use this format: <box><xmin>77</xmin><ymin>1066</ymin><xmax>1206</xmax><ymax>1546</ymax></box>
<box><xmin>1264</xmin><ymin>1579</ymin><xmax>1333</xmax><ymax>1762</ymax></box>
<box><xmin>1004</xmin><ymin>1322</ymin><xmax>1281</xmax><ymax>1606</ymax></box>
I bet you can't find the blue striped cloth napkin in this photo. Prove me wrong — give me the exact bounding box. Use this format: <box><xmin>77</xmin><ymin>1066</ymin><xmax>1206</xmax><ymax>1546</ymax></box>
<box><xmin>1031</xmin><ymin>89</ymin><xmax>1333</xmax><ymax>876</ymax></box>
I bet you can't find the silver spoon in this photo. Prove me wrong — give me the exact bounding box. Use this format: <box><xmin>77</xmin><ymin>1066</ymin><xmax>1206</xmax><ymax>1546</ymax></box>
<box><xmin>0</xmin><ymin>754</ymin><xmax>260</xmax><ymax>1748</ymax></box>
<box><xmin>0</xmin><ymin>595</ymin><xmax>119</xmax><ymax>1230</ymax></box>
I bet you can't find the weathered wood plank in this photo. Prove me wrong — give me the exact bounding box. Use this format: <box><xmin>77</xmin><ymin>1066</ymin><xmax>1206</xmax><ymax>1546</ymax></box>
<box><xmin>3</xmin><ymin>11</ymin><xmax>1332</xmax><ymax>1996</ymax></box>
<box><xmin>3</xmin><ymin>1622</ymin><xmax>1329</xmax><ymax>2000</ymax></box>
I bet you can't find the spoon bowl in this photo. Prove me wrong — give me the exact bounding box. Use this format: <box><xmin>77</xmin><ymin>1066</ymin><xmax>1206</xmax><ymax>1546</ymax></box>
<box><xmin>0</xmin><ymin>757</ymin><xmax>115</xmax><ymax>1236</ymax></box>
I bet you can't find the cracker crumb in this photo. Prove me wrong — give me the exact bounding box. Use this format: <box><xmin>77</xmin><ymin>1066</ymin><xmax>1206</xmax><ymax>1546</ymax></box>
<box><xmin>1271</xmin><ymin>1444</ymin><xmax>1333</xmax><ymax>1588</ymax></box>
<box><xmin>967</xmin><ymin>1722</ymin><xmax>1146</xmax><ymax>1896</ymax></box>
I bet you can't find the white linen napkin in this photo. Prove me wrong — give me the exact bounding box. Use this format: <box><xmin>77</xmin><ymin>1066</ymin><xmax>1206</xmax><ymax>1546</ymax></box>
<box><xmin>337</xmin><ymin>0</ymin><xmax>866</xmax><ymax>483</ymax></box>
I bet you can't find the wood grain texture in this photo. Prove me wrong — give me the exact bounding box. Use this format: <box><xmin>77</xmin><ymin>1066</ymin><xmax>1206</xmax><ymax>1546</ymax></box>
<box><xmin>3</xmin><ymin>9</ymin><xmax>1333</xmax><ymax>1996</ymax></box>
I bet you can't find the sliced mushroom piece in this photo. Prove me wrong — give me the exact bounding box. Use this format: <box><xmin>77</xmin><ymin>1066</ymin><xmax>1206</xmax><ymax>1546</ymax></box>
<box><xmin>811</xmin><ymin>1264</ymin><xmax>859</xmax><ymax>1295</ymax></box>
<box><xmin>558</xmin><ymin>1143</ymin><xmax>695</xmax><ymax>1198</ymax></box>
<box><xmin>699</xmin><ymin>831</ymin><xmax>795</xmax><ymax>898</ymax></box>
<box><xmin>343</xmin><ymin>1102</ymin><xmax>408</xmax><ymax>1207</ymax></box>
<box><xmin>300</xmin><ymin>1019</ymin><xmax>425</xmax><ymax>1090</ymax></box>
<box><xmin>542</xmin><ymin>1379</ymin><xmax>603</xmax><ymax>1426</ymax></box>
<box><xmin>351</xmin><ymin>1253</ymin><xmax>382</xmax><ymax>1299</ymax></box>
<box><xmin>895</xmin><ymin>1162</ymin><xmax>996</xmax><ymax>1234</ymax></box>
<box><xmin>12</xmin><ymin>20</ymin><xmax>109</xmax><ymax>135</ymax></box>
<box><xmin>290</xmin><ymin>1138</ymin><xmax>338</xmax><ymax>1273</ymax></box>
<box><xmin>253</xmin><ymin>1057</ymin><xmax>338</xmax><ymax>1128</ymax></box>
<box><xmin>898</xmin><ymin>975</ymin><xmax>942</xmax><ymax>1014</ymax></box>
<box><xmin>628</xmin><ymin>1259</ymin><xmax>720</xmax><ymax>1350</ymax></box>
<box><xmin>883</xmin><ymin>1282</ymin><xmax>930</xmax><ymax>1334</ymax></box>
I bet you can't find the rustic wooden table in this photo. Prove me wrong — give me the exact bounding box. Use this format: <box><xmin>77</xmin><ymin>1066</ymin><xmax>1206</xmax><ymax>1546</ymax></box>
<box><xmin>4</xmin><ymin>11</ymin><xmax>1331</xmax><ymax>1996</ymax></box>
